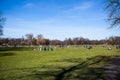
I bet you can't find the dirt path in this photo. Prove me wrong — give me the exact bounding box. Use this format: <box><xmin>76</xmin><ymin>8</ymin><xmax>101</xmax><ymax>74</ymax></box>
<box><xmin>103</xmin><ymin>55</ymin><xmax>120</xmax><ymax>80</ymax></box>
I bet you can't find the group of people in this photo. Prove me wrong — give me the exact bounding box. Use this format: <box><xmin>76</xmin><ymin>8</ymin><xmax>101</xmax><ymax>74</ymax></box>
<box><xmin>34</xmin><ymin>46</ymin><xmax>56</xmax><ymax>51</ymax></box>
<box><xmin>116</xmin><ymin>45</ymin><xmax>120</xmax><ymax>49</ymax></box>
<box><xmin>33</xmin><ymin>45</ymin><xmax>120</xmax><ymax>51</ymax></box>
<box><xmin>84</xmin><ymin>45</ymin><xmax>92</xmax><ymax>49</ymax></box>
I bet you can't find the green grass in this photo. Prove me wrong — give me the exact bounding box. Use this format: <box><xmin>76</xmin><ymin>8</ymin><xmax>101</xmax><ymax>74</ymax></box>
<box><xmin>0</xmin><ymin>46</ymin><xmax>120</xmax><ymax>80</ymax></box>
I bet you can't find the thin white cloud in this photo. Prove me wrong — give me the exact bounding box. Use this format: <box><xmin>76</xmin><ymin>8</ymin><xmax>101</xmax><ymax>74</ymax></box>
<box><xmin>73</xmin><ymin>2</ymin><xmax>94</xmax><ymax>11</ymax></box>
<box><xmin>62</xmin><ymin>2</ymin><xmax>94</xmax><ymax>13</ymax></box>
<box><xmin>23</xmin><ymin>3</ymin><xmax>35</xmax><ymax>8</ymax></box>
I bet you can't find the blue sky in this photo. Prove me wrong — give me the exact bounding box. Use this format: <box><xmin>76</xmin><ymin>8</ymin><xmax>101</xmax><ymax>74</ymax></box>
<box><xmin>0</xmin><ymin>0</ymin><xmax>119</xmax><ymax>40</ymax></box>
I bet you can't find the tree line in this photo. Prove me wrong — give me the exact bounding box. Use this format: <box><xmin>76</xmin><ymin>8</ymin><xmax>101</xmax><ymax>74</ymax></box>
<box><xmin>0</xmin><ymin>33</ymin><xmax>120</xmax><ymax>47</ymax></box>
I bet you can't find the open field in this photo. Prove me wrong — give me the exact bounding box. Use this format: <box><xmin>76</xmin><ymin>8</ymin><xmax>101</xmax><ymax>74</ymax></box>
<box><xmin>0</xmin><ymin>46</ymin><xmax>120</xmax><ymax>80</ymax></box>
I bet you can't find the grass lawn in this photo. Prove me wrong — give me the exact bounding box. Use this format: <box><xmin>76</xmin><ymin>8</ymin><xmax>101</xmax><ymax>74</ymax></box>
<box><xmin>0</xmin><ymin>46</ymin><xmax>120</xmax><ymax>80</ymax></box>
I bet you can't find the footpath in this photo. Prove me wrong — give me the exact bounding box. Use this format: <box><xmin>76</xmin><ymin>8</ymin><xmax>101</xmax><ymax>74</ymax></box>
<box><xmin>103</xmin><ymin>55</ymin><xmax>120</xmax><ymax>80</ymax></box>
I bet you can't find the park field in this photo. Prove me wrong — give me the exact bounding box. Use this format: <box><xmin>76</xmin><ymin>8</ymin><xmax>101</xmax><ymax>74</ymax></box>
<box><xmin>0</xmin><ymin>46</ymin><xmax>120</xmax><ymax>80</ymax></box>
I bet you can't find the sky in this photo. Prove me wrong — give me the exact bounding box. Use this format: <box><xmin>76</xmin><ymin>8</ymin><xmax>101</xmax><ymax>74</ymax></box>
<box><xmin>0</xmin><ymin>0</ymin><xmax>119</xmax><ymax>40</ymax></box>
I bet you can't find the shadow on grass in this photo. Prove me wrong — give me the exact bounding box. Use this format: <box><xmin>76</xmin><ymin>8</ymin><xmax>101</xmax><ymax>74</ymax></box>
<box><xmin>54</xmin><ymin>58</ymin><xmax>83</xmax><ymax>63</ymax></box>
<box><xmin>0</xmin><ymin>52</ymin><xmax>15</xmax><ymax>57</ymax></box>
<box><xmin>0</xmin><ymin>56</ymin><xmax>112</xmax><ymax>80</ymax></box>
<box><xmin>55</xmin><ymin>56</ymin><xmax>110</xmax><ymax>80</ymax></box>
<box><xmin>30</xmin><ymin>56</ymin><xmax>111</xmax><ymax>80</ymax></box>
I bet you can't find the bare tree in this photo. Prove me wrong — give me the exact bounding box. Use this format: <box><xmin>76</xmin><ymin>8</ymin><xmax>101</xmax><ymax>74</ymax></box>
<box><xmin>0</xmin><ymin>12</ymin><xmax>6</xmax><ymax>35</ymax></box>
<box><xmin>105</xmin><ymin>0</ymin><xmax>120</xmax><ymax>28</ymax></box>
<box><xmin>25</xmin><ymin>33</ymin><xmax>33</xmax><ymax>46</ymax></box>
<box><xmin>37</xmin><ymin>34</ymin><xmax>43</xmax><ymax>39</ymax></box>
<box><xmin>37</xmin><ymin>34</ymin><xmax>43</xmax><ymax>45</ymax></box>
